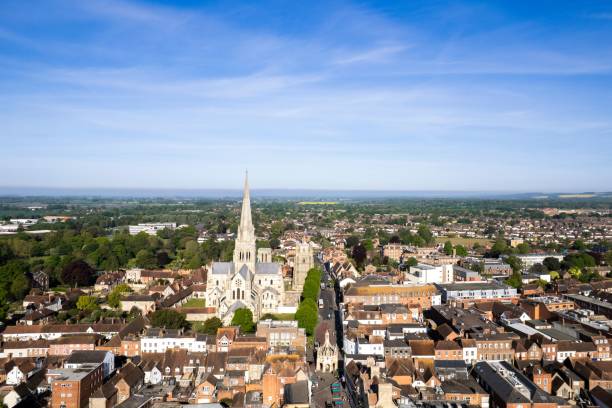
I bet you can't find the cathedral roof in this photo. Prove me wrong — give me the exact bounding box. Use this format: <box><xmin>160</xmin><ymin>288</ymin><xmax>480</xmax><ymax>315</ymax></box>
<box><xmin>255</xmin><ymin>263</ymin><xmax>281</xmax><ymax>275</ymax></box>
<box><xmin>211</xmin><ymin>262</ymin><xmax>235</xmax><ymax>275</ymax></box>
<box><xmin>225</xmin><ymin>301</ymin><xmax>249</xmax><ymax>315</ymax></box>
<box><xmin>237</xmin><ymin>264</ymin><xmax>252</xmax><ymax>280</ymax></box>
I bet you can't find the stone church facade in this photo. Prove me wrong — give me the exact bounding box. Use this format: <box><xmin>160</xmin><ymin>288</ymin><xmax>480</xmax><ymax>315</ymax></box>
<box><xmin>206</xmin><ymin>174</ymin><xmax>285</xmax><ymax>324</ymax></box>
<box><xmin>292</xmin><ymin>241</ymin><xmax>314</xmax><ymax>291</ymax></box>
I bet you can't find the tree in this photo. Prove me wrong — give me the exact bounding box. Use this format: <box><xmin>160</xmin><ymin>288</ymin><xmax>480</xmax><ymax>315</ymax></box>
<box><xmin>10</xmin><ymin>274</ymin><xmax>30</xmax><ymax>300</ymax></box>
<box><xmin>417</xmin><ymin>225</ymin><xmax>434</xmax><ymax>246</ymax></box>
<box><xmin>404</xmin><ymin>257</ymin><xmax>418</xmax><ymax>268</ymax></box>
<box><xmin>134</xmin><ymin>249</ymin><xmax>158</xmax><ymax>269</ymax></box>
<box><xmin>562</xmin><ymin>253</ymin><xmax>596</xmax><ymax>270</ymax></box>
<box><xmin>568</xmin><ymin>266</ymin><xmax>582</xmax><ymax>279</ymax></box>
<box><xmin>529</xmin><ymin>263</ymin><xmax>546</xmax><ymax>274</ymax></box>
<box><xmin>151</xmin><ymin>309</ymin><xmax>189</xmax><ymax>329</ymax></box>
<box><xmin>389</xmin><ymin>235</ymin><xmax>401</xmax><ymax>244</ymax></box>
<box><xmin>198</xmin><ymin>317</ymin><xmax>223</xmax><ymax>335</ymax></box>
<box><xmin>345</xmin><ymin>236</ymin><xmax>360</xmax><ymax>248</ymax></box>
<box><xmin>505</xmin><ymin>255</ymin><xmax>523</xmax><ymax>274</ymax></box>
<box><xmin>605</xmin><ymin>251</ymin><xmax>612</xmax><ymax>266</ymax></box>
<box><xmin>484</xmin><ymin>225</ymin><xmax>497</xmax><ymax>237</ymax></box>
<box><xmin>270</xmin><ymin>238</ymin><xmax>281</xmax><ymax>249</ymax></box>
<box><xmin>535</xmin><ymin>279</ymin><xmax>548</xmax><ymax>289</ymax></box>
<box><xmin>454</xmin><ymin>245</ymin><xmax>468</xmax><ymax>257</ymax></box>
<box><xmin>506</xmin><ymin>272</ymin><xmax>523</xmax><ymax>289</ymax></box>
<box><xmin>490</xmin><ymin>239</ymin><xmax>509</xmax><ymax>257</ymax></box>
<box><xmin>295</xmin><ymin>298</ymin><xmax>317</xmax><ymax>336</ymax></box>
<box><xmin>543</xmin><ymin>257</ymin><xmax>561</xmax><ymax>272</ymax></box>
<box><xmin>156</xmin><ymin>251</ymin><xmax>171</xmax><ymax>267</ymax></box>
<box><xmin>352</xmin><ymin>243</ymin><xmax>367</xmax><ymax>268</ymax></box>
<box><xmin>443</xmin><ymin>241</ymin><xmax>453</xmax><ymax>256</ymax></box>
<box><xmin>0</xmin><ymin>241</ymin><xmax>14</xmax><ymax>264</ymax></box>
<box><xmin>302</xmin><ymin>268</ymin><xmax>322</xmax><ymax>302</ymax></box>
<box><xmin>76</xmin><ymin>295</ymin><xmax>99</xmax><ymax>312</ymax></box>
<box><xmin>516</xmin><ymin>243</ymin><xmax>530</xmax><ymax>254</ymax></box>
<box><xmin>231</xmin><ymin>308</ymin><xmax>255</xmax><ymax>333</ymax></box>
<box><xmin>572</xmin><ymin>239</ymin><xmax>587</xmax><ymax>251</ymax></box>
<box><xmin>108</xmin><ymin>283</ymin><xmax>132</xmax><ymax>309</ymax></box>
<box><xmin>61</xmin><ymin>259</ymin><xmax>95</xmax><ymax>287</ymax></box>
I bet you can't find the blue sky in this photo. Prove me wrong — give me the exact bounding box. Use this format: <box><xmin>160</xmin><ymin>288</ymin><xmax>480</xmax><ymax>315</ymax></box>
<box><xmin>1</xmin><ymin>0</ymin><xmax>611</xmax><ymax>192</ymax></box>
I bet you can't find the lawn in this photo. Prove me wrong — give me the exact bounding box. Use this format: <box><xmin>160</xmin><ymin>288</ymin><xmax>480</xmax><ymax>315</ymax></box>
<box><xmin>182</xmin><ymin>298</ymin><xmax>207</xmax><ymax>308</ymax></box>
<box><xmin>269</xmin><ymin>313</ymin><xmax>296</xmax><ymax>321</ymax></box>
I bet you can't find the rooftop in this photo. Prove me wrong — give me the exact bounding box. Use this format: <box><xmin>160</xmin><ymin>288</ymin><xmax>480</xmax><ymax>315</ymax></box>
<box><xmin>49</xmin><ymin>363</ymin><xmax>101</xmax><ymax>382</ymax></box>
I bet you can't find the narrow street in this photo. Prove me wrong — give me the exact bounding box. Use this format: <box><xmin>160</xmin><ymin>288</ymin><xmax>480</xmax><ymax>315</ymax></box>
<box><xmin>310</xmin><ymin>264</ymin><xmax>351</xmax><ymax>407</ymax></box>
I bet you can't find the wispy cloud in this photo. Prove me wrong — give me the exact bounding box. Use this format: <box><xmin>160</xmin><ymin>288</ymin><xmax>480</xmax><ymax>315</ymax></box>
<box><xmin>0</xmin><ymin>0</ymin><xmax>611</xmax><ymax>190</ymax></box>
<box><xmin>332</xmin><ymin>44</ymin><xmax>408</xmax><ymax>65</ymax></box>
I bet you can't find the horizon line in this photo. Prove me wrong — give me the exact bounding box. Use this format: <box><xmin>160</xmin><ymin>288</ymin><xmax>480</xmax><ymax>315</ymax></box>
<box><xmin>1</xmin><ymin>185</ymin><xmax>611</xmax><ymax>199</ymax></box>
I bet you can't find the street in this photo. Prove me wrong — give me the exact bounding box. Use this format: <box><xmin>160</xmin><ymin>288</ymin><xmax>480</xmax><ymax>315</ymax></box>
<box><xmin>310</xmin><ymin>264</ymin><xmax>351</xmax><ymax>407</ymax></box>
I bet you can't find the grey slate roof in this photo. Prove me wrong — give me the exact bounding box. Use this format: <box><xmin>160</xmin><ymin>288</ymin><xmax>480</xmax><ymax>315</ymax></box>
<box><xmin>255</xmin><ymin>262</ymin><xmax>281</xmax><ymax>275</ymax></box>
<box><xmin>211</xmin><ymin>262</ymin><xmax>234</xmax><ymax>275</ymax></box>
<box><xmin>237</xmin><ymin>264</ymin><xmax>251</xmax><ymax>280</ymax></box>
<box><xmin>66</xmin><ymin>350</ymin><xmax>109</xmax><ymax>364</ymax></box>
<box><xmin>283</xmin><ymin>380</ymin><xmax>310</xmax><ymax>404</ymax></box>
<box><xmin>473</xmin><ymin>361</ymin><xmax>556</xmax><ymax>404</ymax></box>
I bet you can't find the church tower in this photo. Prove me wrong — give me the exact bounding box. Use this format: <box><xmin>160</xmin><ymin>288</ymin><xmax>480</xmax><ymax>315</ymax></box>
<box><xmin>293</xmin><ymin>241</ymin><xmax>313</xmax><ymax>290</ymax></box>
<box><xmin>233</xmin><ymin>172</ymin><xmax>257</xmax><ymax>272</ymax></box>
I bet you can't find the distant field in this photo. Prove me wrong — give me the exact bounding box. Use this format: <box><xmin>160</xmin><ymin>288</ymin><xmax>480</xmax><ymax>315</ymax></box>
<box><xmin>558</xmin><ymin>194</ymin><xmax>596</xmax><ymax>198</ymax></box>
<box><xmin>298</xmin><ymin>201</ymin><xmax>338</xmax><ymax>205</ymax></box>
<box><xmin>435</xmin><ymin>237</ymin><xmax>493</xmax><ymax>247</ymax></box>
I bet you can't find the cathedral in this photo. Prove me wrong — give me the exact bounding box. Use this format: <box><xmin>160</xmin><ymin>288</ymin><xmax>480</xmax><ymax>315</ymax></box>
<box><xmin>206</xmin><ymin>174</ymin><xmax>285</xmax><ymax>324</ymax></box>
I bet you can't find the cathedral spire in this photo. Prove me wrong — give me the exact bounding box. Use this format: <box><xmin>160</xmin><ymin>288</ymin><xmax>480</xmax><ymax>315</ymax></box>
<box><xmin>233</xmin><ymin>171</ymin><xmax>256</xmax><ymax>270</ymax></box>
<box><xmin>237</xmin><ymin>171</ymin><xmax>254</xmax><ymax>242</ymax></box>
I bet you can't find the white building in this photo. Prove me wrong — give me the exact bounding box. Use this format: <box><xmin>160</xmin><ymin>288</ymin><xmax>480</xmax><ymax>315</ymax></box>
<box><xmin>9</xmin><ymin>219</ymin><xmax>38</xmax><ymax>226</ymax></box>
<box><xmin>140</xmin><ymin>329</ymin><xmax>208</xmax><ymax>353</ymax></box>
<box><xmin>128</xmin><ymin>223</ymin><xmax>177</xmax><ymax>236</ymax></box>
<box><xmin>507</xmin><ymin>253</ymin><xmax>564</xmax><ymax>269</ymax></box>
<box><xmin>206</xmin><ymin>173</ymin><xmax>285</xmax><ymax>324</ymax></box>
<box><xmin>406</xmin><ymin>263</ymin><xmax>453</xmax><ymax>284</ymax></box>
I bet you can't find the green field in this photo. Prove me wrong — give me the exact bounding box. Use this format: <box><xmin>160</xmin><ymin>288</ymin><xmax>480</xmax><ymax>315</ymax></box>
<box><xmin>268</xmin><ymin>313</ymin><xmax>296</xmax><ymax>321</ymax></box>
<box><xmin>183</xmin><ymin>298</ymin><xmax>207</xmax><ymax>307</ymax></box>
